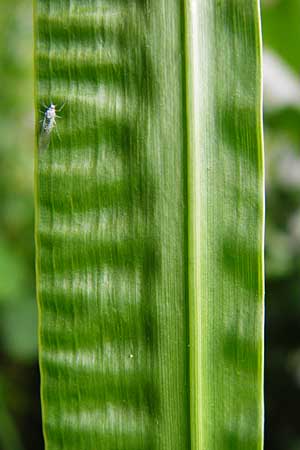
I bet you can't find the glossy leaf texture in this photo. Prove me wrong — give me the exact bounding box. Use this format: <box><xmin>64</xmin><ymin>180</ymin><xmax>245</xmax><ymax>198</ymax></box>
<box><xmin>185</xmin><ymin>2</ymin><xmax>264</xmax><ymax>450</ymax></box>
<box><xmin>34</xmin><ymin>1</ymin><xmax>264</xmax><ymax>450</ymax></box>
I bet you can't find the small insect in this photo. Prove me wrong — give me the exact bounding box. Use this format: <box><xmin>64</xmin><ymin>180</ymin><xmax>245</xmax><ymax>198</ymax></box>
<box><xmin>41</xmin><ymin>102</ymin><xmax>64</xmax><ymax>134</ymax></box>
<box><xmin>39</xmin><ymin>102</ymin><xmax>65</xmax><ymax>153</ymax></box>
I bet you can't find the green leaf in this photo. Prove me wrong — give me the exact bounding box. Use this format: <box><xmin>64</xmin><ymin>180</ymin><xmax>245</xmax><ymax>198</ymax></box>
<box><xmin>185</xmin><ymin>3</ymin><xmax>264</xmax><ymax>449</ymax></box>
<box><xmin>34</xmin><ymin>1</ymin><xmax>264</xmax><ymax>450</ymax></box>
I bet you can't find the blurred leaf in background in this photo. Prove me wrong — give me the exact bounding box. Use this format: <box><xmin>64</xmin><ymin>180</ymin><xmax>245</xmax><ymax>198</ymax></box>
<box><xmin>263</xmin><ymin>1</ymin><xmax>300</xmax><ymax>450</ymax></box>
<box><xmin>0</xmin><ymin>0</ymin><xmax>43</xmax><ymax>449</ymax></box>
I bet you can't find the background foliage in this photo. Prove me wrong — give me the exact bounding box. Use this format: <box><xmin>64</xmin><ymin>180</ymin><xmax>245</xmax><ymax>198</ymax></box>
<box><xmin>0</xmin><ymin>0</ymin><xmax>299</xmax><ymax>449</ymax></box>
<box><xmin>0</xmin><ymin>1</ymin><xmax>42</xmax><ymax>449</ymax></box>
<box><xmin>263</xmin><ymin>1</ymin><xmax>300</xmax><ymax>449</ymax></box>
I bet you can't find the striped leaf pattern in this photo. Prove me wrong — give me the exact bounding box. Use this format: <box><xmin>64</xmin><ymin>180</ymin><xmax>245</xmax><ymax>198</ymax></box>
<box><xmin>35</xmin><ymin>1</ymin><xmax>189</xmax><ymax>450</ymax></box>
<box><xmin>34</xmin><ymin>1</ymin><xmax>264</xmax><ymax>450</ymax></box>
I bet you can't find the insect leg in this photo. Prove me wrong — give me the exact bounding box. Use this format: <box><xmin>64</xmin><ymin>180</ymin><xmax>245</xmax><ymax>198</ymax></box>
<box><xmin>57</xmin><ymin>103</ymin><xmax>65</xmax><ymax>112</ymax></box>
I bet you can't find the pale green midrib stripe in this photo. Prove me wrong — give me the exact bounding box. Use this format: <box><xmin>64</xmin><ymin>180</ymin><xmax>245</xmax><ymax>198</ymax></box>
<box><xmin>183</xmin><ymin>1</ymin><xmax>203</xmax><ymax>448</ymax></box>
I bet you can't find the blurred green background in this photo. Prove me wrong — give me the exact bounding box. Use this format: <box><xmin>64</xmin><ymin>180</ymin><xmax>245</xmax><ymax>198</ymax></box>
<box><xmin>0</xmin><ymin>0</ymin><xmax>300</xmax><ymax>449</ymax></box>
<box><xmin>0</xmin><ymin>1</ymin><xmax>42</xmax><ymax>449</ymax></box>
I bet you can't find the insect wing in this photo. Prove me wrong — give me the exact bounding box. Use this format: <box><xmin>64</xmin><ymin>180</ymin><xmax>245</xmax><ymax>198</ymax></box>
<box><xmin>38</xmin><ymin>127</ymin><xmax>51</xmax><ymax>154</ymax></box>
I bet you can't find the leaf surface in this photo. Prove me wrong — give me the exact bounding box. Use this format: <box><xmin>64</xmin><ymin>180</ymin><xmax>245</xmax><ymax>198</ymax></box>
<box><xmin>185</xmin><ymin>2</ymin><xmax>264</xmax><ymax>449</ymax></box>
<box><xmin>34</xmin><ymin>1</ymin><xmax>264</xmax><ymax>450</ymax></box>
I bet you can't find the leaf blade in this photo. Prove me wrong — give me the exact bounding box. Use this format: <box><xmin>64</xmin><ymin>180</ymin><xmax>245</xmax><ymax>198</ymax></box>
<box><xmin>34</xmin><ymin>2</ymin><xmax>189</xmax><ymax>450</ymax></box>
<box><xmin>34</xmin><ymin>1</ymin><xmax>264</xmax><ymax>450</ymax></box>
<box><xmin>184</xmin><ymin>2</ymin><xmax>264</xmax><ymax>449</ymax></box>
